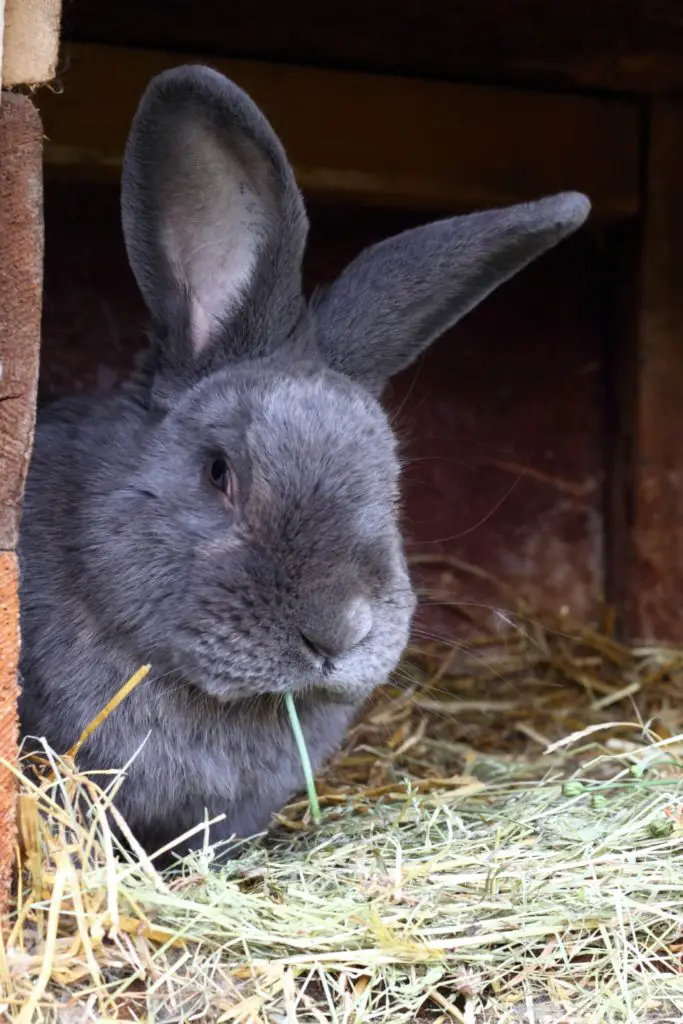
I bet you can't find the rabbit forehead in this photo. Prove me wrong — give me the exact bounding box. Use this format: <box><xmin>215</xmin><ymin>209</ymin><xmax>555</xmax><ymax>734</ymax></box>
<box><xmin>254</xmin><ymin>374</ymin><xmax>390</xmax><ymax>447</ymax></box>
<box><xmin>246</xmin><ymin>375</ymin><xmax>399</xmax><ymax>485</ymax></box>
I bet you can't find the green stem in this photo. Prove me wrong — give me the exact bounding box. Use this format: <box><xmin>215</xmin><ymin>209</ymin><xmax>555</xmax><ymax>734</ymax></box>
<box><xmin>285</xmin><ymin>692</ymin><xmax>322</xmax><ymax>824</ymax></box>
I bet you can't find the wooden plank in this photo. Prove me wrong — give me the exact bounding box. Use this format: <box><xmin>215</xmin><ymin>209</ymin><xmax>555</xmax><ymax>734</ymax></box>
<box><xmin>0</xmin><ymin>93</ymin><xmax>43</xmax><ymax>550</ymax></box>
<box><xmin>0</xmin><ymin>92</ymin><xmax>43</xmax><ymax>915</ymax></box>
<box><xmin>0</xmin><ymin>1</ymin><xmax>5</xmax><ymax>92</ymax></box>
<box><xmin>36</xmin><ymin>43</ymin><xmax>641</xmax><ymax>217</ymax></box>
<box><xmin>0</xmin><ymin>552</ymin><xmax>19</xmax><ymax>917</ymax></box>
<box><xmin>2</xmin><ymin>0</ymin><xmax>61</xmax><ymax>87</ymax></box>
<box><xmin>601</xmin><ymin>219</ymin><xmax>642</xmax><ymax>641</ymax></box>
<box><xmin>59</xmin><ymin>0</ymin><xmax>683</xmax><ymax>95</ymax></box>
<box><xmin>621</xmin><ymin>99</ymin><xmax>683</xmax><ymax>641</ymax></box>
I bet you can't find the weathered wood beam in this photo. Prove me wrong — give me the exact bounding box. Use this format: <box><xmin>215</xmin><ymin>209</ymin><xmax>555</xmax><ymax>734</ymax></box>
<box><xmin>36</xmin><ymin>43</ymin><xmax>642</xmax><ymax>218</ymax></box>
<box><xmin>618</xmin><ymin>99</ymin><xmax>683</xmax><ymax>641</ymax></box>
<box><xmin>58</xmin><ymin>0</ymin><xmax>683</xmax><ymax>95</ymax></box>
<box><xmin>0</xmin><ymin>92</ymin><xmax>44</xmax><ymax>917</ymax></box>
<box><xmin>2</xmin><ymin>0</ymin><xmax>62</xmax><ymax>86</ymax></box>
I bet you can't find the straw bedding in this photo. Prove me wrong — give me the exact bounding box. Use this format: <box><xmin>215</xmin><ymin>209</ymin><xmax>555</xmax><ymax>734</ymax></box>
<box><xmin>2</xmin><ymin>575</ymin><xmax>683</xmax><ymax>1023</ymax></box>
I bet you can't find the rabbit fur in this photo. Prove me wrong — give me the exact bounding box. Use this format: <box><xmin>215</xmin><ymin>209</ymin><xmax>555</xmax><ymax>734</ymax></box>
<box><xmin>18</xmin><ymin>65</ymin><xmax>591</xmax><ymax>860</ymax></box>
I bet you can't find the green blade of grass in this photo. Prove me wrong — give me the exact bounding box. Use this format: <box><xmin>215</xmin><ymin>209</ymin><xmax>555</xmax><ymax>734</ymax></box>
<box><xmin>285</xmin><ymin>691</ymin><xmax>322</xmax><ymax>824</ymax></box>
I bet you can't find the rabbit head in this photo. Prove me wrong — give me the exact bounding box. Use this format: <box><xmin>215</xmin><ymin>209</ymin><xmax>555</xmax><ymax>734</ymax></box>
<box><xmin>103</xmin><ymin>66</ymin><xmax>590</xmax><ymax>708</ymax></box>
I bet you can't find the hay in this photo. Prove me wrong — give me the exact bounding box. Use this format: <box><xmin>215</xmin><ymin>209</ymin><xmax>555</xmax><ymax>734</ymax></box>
<box><xmin>2</xmin><ymin>591</ymin><xmax>683</xmax><ymax>1023</ymax></box>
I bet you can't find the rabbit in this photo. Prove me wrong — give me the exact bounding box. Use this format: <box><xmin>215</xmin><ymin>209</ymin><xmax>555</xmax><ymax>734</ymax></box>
<box><xmin>18</xmin><ymin>64</ymin><xmax>591</xmax><ymax>861</ymax></box>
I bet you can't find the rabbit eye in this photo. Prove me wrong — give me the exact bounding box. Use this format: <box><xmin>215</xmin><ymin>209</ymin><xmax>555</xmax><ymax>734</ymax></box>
<box><xmin>208</xmin><ymin>458</ymin><xmax>234</xmax><ymax>502</ymax></box>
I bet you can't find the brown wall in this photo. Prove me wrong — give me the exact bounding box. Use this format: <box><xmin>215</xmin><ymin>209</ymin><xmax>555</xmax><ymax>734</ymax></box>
<box><xmin>41</xmin><ymin>180</ymin><xmax>606</xmax><ymax>638</ymax></box>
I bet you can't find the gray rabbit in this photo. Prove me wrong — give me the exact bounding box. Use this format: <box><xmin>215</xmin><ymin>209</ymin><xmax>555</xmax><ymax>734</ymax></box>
<box><xmin>18</xmin><ymin>66</ymin><xmax>590</xmax><ymax>859</ymax></box>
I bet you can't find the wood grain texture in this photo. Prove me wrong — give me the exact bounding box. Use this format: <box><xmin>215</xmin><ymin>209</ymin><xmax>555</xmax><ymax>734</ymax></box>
<box><xmin>625</xmin><ymin>99</ymin><xmax>683</xmax><ymax>641</ymax></box>
<box><xmin>59</xmin><ymin>0</ymin><xmax>683</xmax><ymax>94</ymax></box>
<box><xmin>0</xmin><ymin>92</ymin><xmax>43</xmax><ymax>550</ymax></box>
<box><xmin>2</xmin><ymin>0</ymin><xmax>62</xmax><ymax>86</ymax></box>
<box><xmin>0</xmin><ymin>552</ymin><xmax>19</xmax><ymax>918</ymax></box>
<box><xmin>36</xmin><ymin>43</ymin><xmax>641</xmax><ymax>217</ymax></box>
<box><xmin>0</xmin><ymin>92</ymin><xmax>43</xmax><ymax>918</ymax></box>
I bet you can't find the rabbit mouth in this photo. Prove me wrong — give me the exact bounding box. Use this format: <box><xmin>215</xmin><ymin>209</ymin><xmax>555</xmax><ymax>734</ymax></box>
<box><xmin>188</xmin><ymin>652</ymin><xmax>398</xmax><ymax>705</ymax></box>
<box><xmin>284</xmin><ymin>675</ymin><xmax>386</xmax><ymax>709</ymax></box>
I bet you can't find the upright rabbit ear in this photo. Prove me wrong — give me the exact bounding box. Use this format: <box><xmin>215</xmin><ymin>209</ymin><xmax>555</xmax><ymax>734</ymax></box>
<box><xmin>312</xmin><ymin>193</ymin><xmax>591</xmax><ymax>395</ymax></box>
<box><xmin>121</xmin><ymin>65</ymin><xmax>308</xmax><ymax>378</ymax></box>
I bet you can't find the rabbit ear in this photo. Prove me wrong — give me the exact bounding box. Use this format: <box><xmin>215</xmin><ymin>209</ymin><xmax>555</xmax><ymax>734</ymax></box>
<box><xmin>312</xmin><ymin>193</ymin><xmax>591</xmax><ymax>394</ymax></box>
<box><xmin>121</xmin><ymin>65</ymin><xmax>308</xmax><ymax>373</ymax></box>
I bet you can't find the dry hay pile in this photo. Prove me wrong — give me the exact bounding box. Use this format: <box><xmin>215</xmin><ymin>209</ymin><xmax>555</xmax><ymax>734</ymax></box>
<box><xmin>2</xmin><ymin>583</ymin><xmax>683</xmax><ymax>1023</ymax></box>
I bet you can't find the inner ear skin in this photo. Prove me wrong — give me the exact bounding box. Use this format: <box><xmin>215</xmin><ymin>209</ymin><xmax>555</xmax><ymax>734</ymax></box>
<box><xmin>121</xmin><ymin>66</ymin><xmax>309</xmax><ymax>379</ymax></box>
<box><xmin>159</xmin><ymin>121</ymin><xmax>277</xmax><ymax>354</ymax></box>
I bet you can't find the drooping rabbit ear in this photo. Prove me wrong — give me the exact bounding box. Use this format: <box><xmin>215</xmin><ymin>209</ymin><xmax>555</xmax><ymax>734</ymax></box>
<box><xmin>312</xmin><ymin>193</ymin><xmax>591</xmax><ymax>395</ymax></box>
<box><xmin>121</xmin><ymin>65</ymin><xmax>308</xmax><ymax>374</ymax></box>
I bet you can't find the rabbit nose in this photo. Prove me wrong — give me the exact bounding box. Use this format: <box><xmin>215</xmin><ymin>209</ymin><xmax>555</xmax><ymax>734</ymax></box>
<box><xmin>300</xmin><ymin>596</ymin><xmax>373</xmax><ymax>661</ymax></box>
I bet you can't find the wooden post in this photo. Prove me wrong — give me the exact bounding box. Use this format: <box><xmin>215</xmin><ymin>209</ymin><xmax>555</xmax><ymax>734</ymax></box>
<box><xmin>0</xmin><ymin>92</ymin><xmax>44</xmax><ymax>916</ymax></box>
<box><xmin>0</xmin><ymin>0</ymin><xmax>60</xmax><ymax>919</ymax></box>
<box><xmin>2</xmin><ymin>0</ymin><xmax>61</xmax><ymax>86</ymax></box>
<box><xmin>617</xmin><ymin>99</ymin><xmax>683</xmax><ymax>641</ymax></box>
